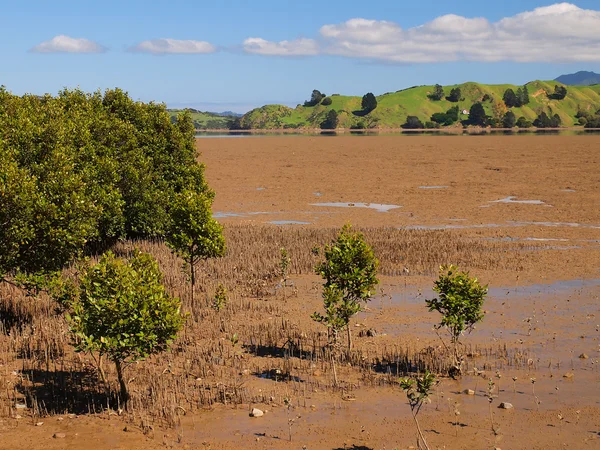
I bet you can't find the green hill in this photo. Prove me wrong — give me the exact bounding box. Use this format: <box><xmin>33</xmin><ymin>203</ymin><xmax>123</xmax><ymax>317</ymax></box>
<box><xmin>167</xmin><ymin>109</ymin><xmax>237</xmax><ymax>130</ymax></box>
<box><xmin>239</xmin><ymin>81</ymin><xmax>600</xmax><ymax>129</ymax></box>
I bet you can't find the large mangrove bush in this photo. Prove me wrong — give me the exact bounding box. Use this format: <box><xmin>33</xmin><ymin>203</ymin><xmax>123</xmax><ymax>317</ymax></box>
<box><xmin>0</xmin><ymin>86</ymin><xmax>219</xmax><ymax>291</ymax></box>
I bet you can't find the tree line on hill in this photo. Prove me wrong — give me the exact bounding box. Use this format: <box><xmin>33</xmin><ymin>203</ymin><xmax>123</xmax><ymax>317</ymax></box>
<box><xmin>403</xmin><ymin>83</ymin><xmax>572</xmax><ymax>129</ymax></box>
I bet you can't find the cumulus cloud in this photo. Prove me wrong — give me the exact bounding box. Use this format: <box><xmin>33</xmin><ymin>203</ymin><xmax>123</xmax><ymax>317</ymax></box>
<box><xmin>243</xmin><ymin>37</ymin><xmax>319</xmax><ymax>56</ymax></box>
<box><xmin>31</xmin><ymin>35</ymin><xmax>106</xmax><ymax>53</ymax></box>
<box><xmin>130</xmin><ymin>38</ymin><xmax>216</xmax><ymax>55</ymax></box>
<box><xmin>243</xmin><ymin>3</ymin><xmax>600</xmax><ymax>63</ymax></box>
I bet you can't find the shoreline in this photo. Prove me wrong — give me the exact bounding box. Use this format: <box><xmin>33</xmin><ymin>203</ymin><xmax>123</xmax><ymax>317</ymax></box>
<box><xmin>195</xmin><ymin>126</ymin><xmax>600</xmax><ymax>134</ymax></box>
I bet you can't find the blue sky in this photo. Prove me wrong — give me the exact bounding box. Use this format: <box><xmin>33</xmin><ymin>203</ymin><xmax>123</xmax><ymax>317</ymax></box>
<box><xmin>2</xmin><ymin>1</ymin><xmax>600</xmax><ymax>112</ymax></box>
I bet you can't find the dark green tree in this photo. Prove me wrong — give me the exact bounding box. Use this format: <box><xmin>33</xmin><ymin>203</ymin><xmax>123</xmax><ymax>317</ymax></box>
<box><xmin>304</xmin><ymin>90</ymin><xmax>325</xmax><ymax>107</ymax></box>
<box><xmin>402</xmin><ymin>116</ymin><xmax>425</xmax><ymax>129</ymax></box>
<box><xmin>321</xmin><ymin>97</ymin><xmax>332</xmax><ymax>106</ymax></box>
<box><xmin>549</xmin><ymin>85</ymin><xmax>567</xmax><ymax>100</ymax></box>
<box><xmin>361</xmin><ymin>92</ymin><xmax>378</xmax><ymax>112</ymax></box>
<box><xmin>502</xmin><ymin>89</ymin><xmax>518</xmax><ymax>108</ymax></box>
<box><xmin>516</xmin><ymin>116</ymin><xmax>532</xmax><ymax>128</ymax></box>
<box><xmin>447</xmin><ymin>87</ymin><xmax>461</xmax><ymax>102</ymax></box>
<box><xmin>320</xmin><ymin>109</ymin><xmax>339</xmax><ymax>130</ymax></box>
<box><xmin>468</xmin><ymin>103</ymin><xmax>488</xmax><ymax>126</ymax></box>
<box><xmin>446</xmin><ymin>105</ymin><xmax>460</xmax><ymax>123</ymax></box>
<box><xmin>428</xmin><ymin>84</ymin><xmax>445</xmax><ymax>101</ymax></box>
<box><xmin>69</xmin><ymin>251</ymin><xmax>184</xmax><ymax>405</ymax></box>
<box><xmin>502</xmin><ymin>110</ymin><xmax>517</xmax><ymax>128</ymax></box>
<box><xmin>430</xmin><ymin>112</ymin><xmax>449</xmax><ymax>125</ymax></box>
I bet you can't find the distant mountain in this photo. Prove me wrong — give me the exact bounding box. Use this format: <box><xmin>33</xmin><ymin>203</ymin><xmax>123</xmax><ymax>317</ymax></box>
<box><xmin>210</xmin><ymin>111</ymin><xmax>243</xmax><ymax>117</ymax></box>
<box><xmin>555</xmin><ymin>71</ymin><xmax>600</xmax><ymax>86</ymax></box>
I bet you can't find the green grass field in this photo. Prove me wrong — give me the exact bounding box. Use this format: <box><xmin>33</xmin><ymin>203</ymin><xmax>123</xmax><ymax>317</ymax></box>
<box><xmin>240</xmin><ymin>81</ymin><xmax>600</xmax><ymax>129</ymax></box>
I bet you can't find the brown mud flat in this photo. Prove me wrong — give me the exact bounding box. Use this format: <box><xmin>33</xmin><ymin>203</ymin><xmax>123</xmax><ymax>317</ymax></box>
<box><xmin>2</xmin><ymin>136</ymin><xmax>600</xmax><ymax>449</ymax></box>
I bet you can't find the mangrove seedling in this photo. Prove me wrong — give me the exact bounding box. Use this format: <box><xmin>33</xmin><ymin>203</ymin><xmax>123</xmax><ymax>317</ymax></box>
<box><xmin>400</xmin><ymin>370</ymin><xmax>436</xmax><ymax>450</ymax></box>
<box><xmin>426</xmin><ymin>265</ymin><xmax>488</xmax><ymax>377</ymax></box>
<box><xmin>312</xmin><ymin>224</ymin><xmax>379</xmax><ymax>353</ymax></box>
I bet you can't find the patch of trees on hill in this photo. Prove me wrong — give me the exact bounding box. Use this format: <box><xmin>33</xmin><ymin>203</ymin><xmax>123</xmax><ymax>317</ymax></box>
<box><xmin>502</xmin><ymin>86</ymin><xmax>530</xmax><ymax>108</ymax></box>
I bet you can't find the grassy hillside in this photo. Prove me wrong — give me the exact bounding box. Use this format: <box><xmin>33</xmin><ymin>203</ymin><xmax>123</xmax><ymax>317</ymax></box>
<box><xmin>240</xmin><ymin>81</ymin><xmax>600</xmax><ymax>129</ymax></box>
<box><xmin>168</xmin><ymin>109</ymin><xmax>237</xmax><ymax>129</ymax></box>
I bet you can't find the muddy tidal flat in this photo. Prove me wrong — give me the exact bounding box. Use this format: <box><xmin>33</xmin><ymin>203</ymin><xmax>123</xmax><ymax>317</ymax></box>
<box><xmin>2</xmin><ymin>135</ymin><xmax>599</xmax><ymax>449</ymax></box>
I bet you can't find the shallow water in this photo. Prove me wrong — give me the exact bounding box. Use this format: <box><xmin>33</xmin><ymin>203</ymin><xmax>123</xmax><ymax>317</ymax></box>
<box><xmin>269</xmin><ymin>220</ymin><xmax>311</xmax><ymax>225</ymax></box>
<box><xmin>311</xmin><ymin>202</ymin><xmax>401</xmax><ymax>212</ymax></box>
<box><xmin>490</xmin><ymin>196</ymin><xmax>547</xmax><ymax>205</ymax></box>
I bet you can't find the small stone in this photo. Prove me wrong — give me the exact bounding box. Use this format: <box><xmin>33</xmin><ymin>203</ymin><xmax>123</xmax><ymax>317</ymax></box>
<box><xmin>35</xmin><ymin>421</ymin><xmax>44</xmax><ymax>426</ymax></box>
<box><xmin>15</xmin><ymin>415</ymin><xmax>22</xmax><ymax>419</ymax></box>
<box><xmin>579</xmin><ymin>353</ymin><xmax>589</xmax><ymax>359</ymax></box>
<box><xmin>15</xmin><ymin>403</ymin><xmax>27</xmax><ymax>409</ymax></box>
<box><xmin>53</xmin><ymin>433</ymin><xmax>66</xmax><ymax>439</ymax></box>
<box><xmin>463</xmin><ymin>389</ymin><xmax>475</xmax><ymax>395</ymax></box>
<box><xmin>563</xmin><ymin>372</ymin><xmax>575</xmax><ymax>379</ymax></box>
<box><xmin>312</xmin><ymin>370</ymin><xmax>322</xmax><ymax>377</ymax></box>
<box><xmin>250</xmin><ymin>408</ymin><xmax>264</xmax><ymax>418</ymax></box>
<box><xmin>57</xmin><ymin>417</ymin><xmax>64</xmax><ymax>421</ymax></box>
<box><xmin>498</xmin><ymin>402</ymin><xmax>514</xmax><ymax>409</ymax></box>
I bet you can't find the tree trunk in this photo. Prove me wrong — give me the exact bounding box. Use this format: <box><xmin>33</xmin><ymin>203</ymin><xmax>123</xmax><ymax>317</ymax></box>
<box><xmin>98</xmin><ymin>354</ymin><xmax>107</xmax><ymax>385</ymax></box>
<box><xmin>347</xmin><ymin>324</ymin><xmax>352</xmax><ymax>353</ymax></box>
<box><xmin>411</xmin><ymin>408</ymin><xmax>430</xmax><ymax>450</ymax></box>
<box><xmin>114</xmin><ymin>360</ymin><xmax>129</xmax><ymax>408</ymax></box>
<box><xmin>190</xmin><ymin>256</ymin><xmax>195</xmax><ymax>305</ymax></box>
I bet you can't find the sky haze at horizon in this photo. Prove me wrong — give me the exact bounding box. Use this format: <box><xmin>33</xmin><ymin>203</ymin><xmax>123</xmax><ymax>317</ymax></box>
<box><xmin>2</xmin><ymin>0</ymin><xmax>600</xmax><ymax>113</ymax></box>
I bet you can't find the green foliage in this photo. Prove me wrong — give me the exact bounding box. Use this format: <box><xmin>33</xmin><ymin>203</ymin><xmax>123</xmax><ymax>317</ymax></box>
<box><xmin>516</xmin><ymin>116</ymin><xmax>533</xmax><ymax>128</ymax></box>
<box><xmin>0</xmin><ymin>87</ymin><xmax>211</xmax><ymax>287</ymax></box>
<box><xmin>428</xmin><ymin>84</ymin><xmax>445</xmax><ymax>101</ymax></box>
<box><xmin>447</xmin><ymin>87</ymin><xmax>461</xmax><ymax>102</ymax></box>
<box><xmin>361</xmin><ymin>92</ymin><xmax>378</xmax><ymax>112</ymax></box>
<box><xmin>238</xmin><ymin>81</ymin><xmax>600</xmax><ymax>129</ymax></box>
<box><xmin>312</xmin><ymin>224</ymin><xmax>379</xmax><ymax>349</ymax></box>
<box><xmin>402</xmin><ymin>116</ymin><xmax>425</xmax><ymax>129</ymax></box>
<box><xmin>400</xmin><ymin>370</ymin><xmax>436</xmax><ymax>411</ymax></box>
<box><xmin>165</xmin><ymin>189</ymin><xmax>225</xmax><ymax>292</ymax></box>
<box><xmin>533</xmin><ymin>112</ymin><xmax>561</xmax><ymax>128</ymax></box>
<box><xmin>549</xmin><ymin>85</ymin><xmax>568</xmax><ymax>100</ymax></box>
<box><xmin>426</xmin><ymin>265</ymin><xmax>487</xmax><ymax>344</ymax></box>
<box><xmin>69</xmin><ymin>251</ymin><xmax>184</xmax><ymax>400</ymax></box>
<box><xmin>212</xmin><ymin>283</ymin><xmax>228</xmax><ymax>311</ymax></box>
<box><xmin>400</xmin><ymin>370</ymin><xmax>436</xmax><ymax>450</ymax></box>
<box><xmin>503</xmin><ymin>88</ymin><xmax>518</xmax><ymax>108</ymax></box>
<box><xmin>167</xmin><ymin>109</ymin><xmax>238</xmax><ymax>130</ymax></box>
<box><xmin>280</xmin><ymin>247</ymin><xmax>291</xmax><ymax>283</ymax></box>
<box><xmin>320</xmin><ymin>109</ymin><xmax>339</xmax><ymax>130</ymax></box>
<box><xmin>321</xmin><ymin>97</ymin><xmax>333</xmax><ymax>106</ymax></box>
<box><xmin>468</xmin><ymin>102</ymin><xmax>488</xmax><ymax>126</ymax></box>
<box><xmin>502</xmin><ymin>110</ymin><xmax>517</xmax><ymax>128</ymax></box>
<box><xmin>304</xmin><ymin>90</ymin><xmax>325</xmax><ymax>107</ymax></box>
<box><xmin>584</xmin><ymin>114</ymin><xmax>600</xmax><ymax>128</ymax></box>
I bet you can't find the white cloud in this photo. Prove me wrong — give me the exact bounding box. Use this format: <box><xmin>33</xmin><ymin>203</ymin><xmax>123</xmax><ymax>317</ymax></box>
<box><xmin>130</xmin><ymin>38</ymin><xmax>216</xmax><ymax>55</ymax></box>
<box><xmin>31</xmin><ymin>35</ymin><xmax>106</xmax><ymax>53</ymax></box>
<box><xmin>243</xmin><ymin>3</ymin><xmax>600</xmax><ymax>63</ymax></box>
<box><xmin>243</xmin><ymin>37</ymin><xmax>319</xmax><ymax>56</ymax></box>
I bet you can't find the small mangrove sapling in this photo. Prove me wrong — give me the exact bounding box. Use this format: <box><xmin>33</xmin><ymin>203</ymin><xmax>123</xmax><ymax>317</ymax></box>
<box><xmin>400</xmin><ymin>370</ymin><xmax>436</xmax><ymax>450</ymax></box>
<box><xmin>426</xmin><ymin>265</ymin><xmax>488</xmax><ymax>377</ymax></box>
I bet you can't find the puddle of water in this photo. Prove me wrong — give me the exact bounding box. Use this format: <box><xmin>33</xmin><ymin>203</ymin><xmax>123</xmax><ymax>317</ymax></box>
<box><xmin>214</xmin><ymin>211</ymin><xmax>276</xmax><ymax>219</ymax></box>
<box><xmin>313</xmin><ymin>192</ymin><xmax>322</xmax><ymax>197</ymax></box>
<box><xmin>561</xmin><ymin>189</ymin><xmax>576</xmax><ymax>192</ymax></box>
<box><xmin>256</xmin><ymin>187</ymin><xmax>266</xmax><ymax>191</ymax></box>
<box><xmin>419</xmin><ymin>185</ymin><xmax>448</xmax><ymax>189</ymax></box>
<box><xmin>269</xmin><ymin>220</ymin><xmax>311</xmax><ymax>225</ymax></box>
<box><xmin>311</xmin><ymin>202</ymin><xmax>401</xmax><ymax>212</ymax></box>
<box><xmin>490</xmin><ymin>196</ymin><xmax>546</xmax><ymax>205</ymax></box>
<box><xmin>489</xmin><ymin>278</ymin><xmax>600</xmax><ymax>297</ymax></box>
<box><xmin>509</xmin><ymin>220</ymin><xmax>600</xmax><ymax>229</ymax></box>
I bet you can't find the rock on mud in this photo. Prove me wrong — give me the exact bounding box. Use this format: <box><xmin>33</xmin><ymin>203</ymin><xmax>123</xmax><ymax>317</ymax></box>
<box><xmin>463</xmin><ymin>389</ymin><xmax>475</xmax><ymax>395</ymax></box>
<box><xmin>563</xmin><ymin>372</ymin><xmax>575</xmax><ymax>379</ymax></box>
<box><xmin>53</xmin><ymin>433</ymin><xmax>66</xmax><ymax>439</ymax></box>
<box><xmin>498</xmin><ymin>402</ymin><xmax>514</xmax><ymax>409</ymax></box>
<box><xmin>578</xmin><ymin>353</ymin><xmax>589</xmax><ymax>359</ymax></box>
<box><xmin>250</xmin><ymin>408</ymin><xmax>264</xmax><ymax>418</ymax></box>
